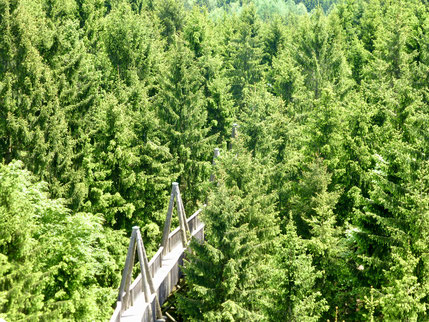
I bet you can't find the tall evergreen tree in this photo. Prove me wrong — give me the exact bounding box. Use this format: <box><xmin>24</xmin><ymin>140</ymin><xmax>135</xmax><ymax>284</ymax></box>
<box><xmin>224</xmin><ymin>4</ymin><xmax>265</xmax><ymax>105</ymax></box>
<box><xmin>184</xmin><ymin>8</ymin><xmax>236</xmax><ymax>143</ymax></box>
<box><xmin>178</xmin><ymin>140</ymin><xmax>279</xmax><ymax>321</ymax></box>
<box><xmin>156</xmin><ymin>38</ymin><xmax>214</xmax><ymax>212</ymax></box>
<box><xmin>269</xmin><ymin>218</ymin><xmax>328</xmax><ymax>321</ymax></box>
<box><xmin>287</xmin><ymin>7</ymin><xmax>352</xmax><ymax>99</ymax></box>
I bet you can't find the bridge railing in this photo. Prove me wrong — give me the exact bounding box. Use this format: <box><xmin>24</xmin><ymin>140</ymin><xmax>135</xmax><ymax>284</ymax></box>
<box><xmin>111</xmin><ymin>125</ymin><xmax>237</xmax><ymax>322</ymax></box>
<box><xmin>148</xmin><ymin>247</ymin><xmax>164</xmax><ymax>278</ymax></box>
<box><xmin>110</xmin><ymin>208</ymin><xmax>204</xmax><ymax>322</ymax></box>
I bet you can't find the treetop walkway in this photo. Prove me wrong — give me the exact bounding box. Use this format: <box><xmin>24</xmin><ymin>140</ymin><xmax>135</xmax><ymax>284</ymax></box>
<box><xmin>111</xmin><ymin>124</ymin><xmax>236</xmax><ymax>322</ymax></box>
<box><xmin>110</xmin><ymin>183</ymin><xmax>205</xmax><ymax>322</ymax></box>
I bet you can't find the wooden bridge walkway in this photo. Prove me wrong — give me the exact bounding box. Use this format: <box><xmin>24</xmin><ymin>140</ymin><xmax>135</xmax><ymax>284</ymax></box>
<box><xmin>110</xmin><ymin>183</ymin><xmax>205</xmax><ymax>322</ymax></box>
<box><xmin>111</xmin><ymin>125</ymin><xmax>235</xmax><ymax>322</ymax></box>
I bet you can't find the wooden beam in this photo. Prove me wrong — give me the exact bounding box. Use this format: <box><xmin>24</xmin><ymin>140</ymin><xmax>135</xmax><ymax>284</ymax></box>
<box><xmin>176</xmin><ymin>187</ymin><xmax>190</xmax><ymax>233</ymax></box>
<box><xmin>136</xmin><ymin>229</ymin><xmax>163</xmax><ymax>319</ymax></box>
<box><xmin>117</xmin><ymin>229</ymin><xmax>137</xmax><ymax>303</ymax></box>
<box><xmin>161</xmin><ymin>183</ymin><xmax>176</xmax><ymax>255</ymax></box>
<box><xmin>176</xmin><ymin>187</ymin><xmax>188</xmax><ymax>248</ymax></box>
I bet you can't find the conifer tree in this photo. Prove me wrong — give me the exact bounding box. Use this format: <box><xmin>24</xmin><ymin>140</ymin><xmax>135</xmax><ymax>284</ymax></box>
<box><xmin>183</xmin><ymin>8</ymin><xmax>236</xmax><ymax>143</ymax></box>
<box><xmin>261</xmin><ymin>17</ymin><xmax>285</xmax><ymax>67</ymax></box>
<box><xmin>156</xmin><ymin>37</ymin><xmax>214</xmax><ymax>212</ymax></box>
<box><xmin>224</xmin><ymin>4</ymin><xmax>265</xmax><ymax>105</ymax></box>
<box><xmin>41</xmin><ymin>4</ymin><xmax>103</xmax><ymax>204</ymax></box>
<box><xmin>178</xmin><ymin>140</ymin><xmax>279</xmax><ymax>321</ymax></box>
<box><xmin>351</xmin><ymin>1</ymin><xmax>429</xmax><ymax>299</ymax></box>
<box><xmin>0</xmin><ymin>0</ymin><xmax>74</xmax><ymax>197</ymax></box>
<box><xmin>380</xmin><ymin>246</ymin><xmax>426</xmax><ymax>320</ymax></box>
<box><xmin>270</xmin><ymin>219</ymin><xmax>328</xmax><ymax>321</ymax></box>
<box><xmin>287</xmin><ymin>7</ymin><xmax>352</xmax><ymax>99</ymax></box>
<box><xmin>155</xmin><ymin>0</ymin><xmax>186</xmax><ymax>47</ymax></box>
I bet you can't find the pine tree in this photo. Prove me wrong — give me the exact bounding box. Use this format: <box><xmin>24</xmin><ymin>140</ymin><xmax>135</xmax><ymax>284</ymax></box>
<box><xmin>261</xmin><ymin>16</ymin><xmax>285</xmax><ymax>68</ymax></box>
<box><xmin>183</xmin><ymin>8</ymin><xmax>236</xmax><ymax>143</ymax></box>
<box><xmin>350</xmin><ymin>1</ymin><xmax>429</xmax><ymax>298</ymax></box>
<box><xmin>287</xmin><ymin>7</ymin><xmax>352</xmax><ymax>99</ymax></box>
<box><xmin>239</xmin><ymin>84</ymin><xmax>283</xmax><ymax>161</ymax></box>
<box><xmin>0</xmin><ymin>0</ymin><xmax>76</xmax><ymax>199</ymax></box>
<box><xmin>178</xmin><ymin>140</ymin><xmax>279</xmax><ymax>321</ymax></box>
<box><xmin>380</xmin><ymin>246</ymin><xmax>426</xmax><ymax>321</ymax></box>
<box><xmin>224</xmin><ymin>4</ymin><xmax>265</xmax><ymax>105</ymax></box>
<box><xmin>79</xmin><ymin>2</ymin><xmax>175</xmax><ymax>247</ymax></box>
<box><xmin>270</xmin><ymin>218</ymin><xmax>328</xmax><ymax>321</ymax></box>
<box><xmin>156</xmin><ymin>37</ymin><xmax>214</xmax><ymax>212</ymax></box>
<box><xmin>155</xmin><ymin>0</ymin><xmax>186</xmax><ymax>47</ymax></box>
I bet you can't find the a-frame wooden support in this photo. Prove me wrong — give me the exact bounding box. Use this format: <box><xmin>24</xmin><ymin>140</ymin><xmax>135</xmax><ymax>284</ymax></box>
<box><xmin>117</xmin><ymin>226</ymin><xmax>164</xmax><ymax>320</ymax></box>
<box><xmin>160</xmin><ymin>182</ymin><xmax>190</xmax><ymax>254</ymax></box>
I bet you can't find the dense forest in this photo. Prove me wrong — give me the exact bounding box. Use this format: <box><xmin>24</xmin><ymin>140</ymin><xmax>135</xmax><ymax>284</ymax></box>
<box><xmin>0</xmin><ymin>0</ymin><xmax>428</xmax><ymax>320</ymax></box>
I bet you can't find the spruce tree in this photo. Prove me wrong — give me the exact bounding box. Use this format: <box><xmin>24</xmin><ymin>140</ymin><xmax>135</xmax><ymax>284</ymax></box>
<box><xmin>270</xmin><ymin>218</ymin><xmax>328</xmax><ymax>321</ymax></box>
<box><xmin>286</xmin><ymin>7</ymin><xmax>352</xmax><ymax>99</ymax></box>
<box><xmin>178</xmin><ymin>140</ymin><xmax>279</xmax><ymax>321</ymax></box>
<box><xmin>156</xmin><ymin>37</ymin><xmax>214</xmax><ymax>212</ymax></box>
<box><xmin>183</xmin><ymin>8</ymin><xmax>236</xmax><ymax>143</ymax></box>
<box><xmin>224</xmin><ymin>4</ymin><xmax>265</xmax><ymax>105</ymax></box>
<box><xmin>0</xmin><ymin>0</ymin><xmax>74</xmax><ymax>198</ymax></box>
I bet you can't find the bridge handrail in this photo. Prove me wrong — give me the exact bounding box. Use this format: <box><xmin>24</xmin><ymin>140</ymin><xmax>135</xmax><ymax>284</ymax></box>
<box><xmin>168</xmin><ymin>226</ymin><xmax>182</xmax><ymax>252</ymax></box>
<box><xmin>111</xmin><ymin>302</ymin><xmax>121</xmax><ymax>322</ymax></box>
<box><xmin>111</xmin><ymin>135</ymin><xmax>233</xmax><ymax>322</ymax></box>
<box><xmin>110</xmin><ymin>208</ymin><xmax>204</xmax><ymax>321</ymax></box>
<box><xmin>148</xmin><ymin>247</ymin><xmax>164</xmax><ymax>278</ymax></box>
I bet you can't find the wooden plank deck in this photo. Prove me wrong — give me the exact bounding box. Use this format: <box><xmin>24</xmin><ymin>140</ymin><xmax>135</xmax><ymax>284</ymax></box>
<box><xmin>110</xmin><ymin>209</ymin><xmax>204</xmax><ymax>322</ymax></box>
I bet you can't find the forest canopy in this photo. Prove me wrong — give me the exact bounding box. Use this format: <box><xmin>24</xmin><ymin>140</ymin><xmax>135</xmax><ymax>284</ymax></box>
<box><xmin>0</xmin><ymin>0</ymin><xmax>428</xmax><ymax>320</ymax></box>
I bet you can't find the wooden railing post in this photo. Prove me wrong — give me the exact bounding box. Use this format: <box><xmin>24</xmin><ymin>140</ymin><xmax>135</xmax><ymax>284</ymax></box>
<box><xmin>161</xmin><ymin>182</ymin><xmax>190</xmax><ymax>251</ymax></box>
<box><xmin>117</xmin><ymin>229</ymin><xmax>137</xmax><ymax>307</ymax></box>
<box><xmin>136</xmin><ymin>229</ymin><xmax>163</xmax><ymax>319</ymax></box>
<box><xmin>176</xmin><ymin>187</ymin><xmax>190</xmax><ymax>233</ymax></box>
<box><xmin>134</xmin><ymin>227</ymin><xmax>151</xmax><ymax>306</ymax></box>
<box><xmin>161</xmin><ymin>183</ymin><xmax>176</xmax><ymax>256</ymax></box>
<box><xmin>176</xmin><ymin>188</ymin><xmax>188</xmax><ymax>248</ymax></box>
<box><xmin>228</xmin><ymin>123</ymin><xmax>238</xmax><ymax>150</ymax></box>
<box><xmin>232</xmin><ymin>123</ymin><xmax>238</xmax><ymax>139</ymax></box>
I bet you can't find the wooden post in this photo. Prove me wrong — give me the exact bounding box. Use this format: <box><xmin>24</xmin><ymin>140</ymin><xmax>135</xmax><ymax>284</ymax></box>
<box><xmin>161</xmin><ymin>183</ymin><xmax>176</xmax><ymax>255</ymax></box>
<box><xmin>134</xmin><ymin>227</ymin><xmax>151</xmax><ymax>305</ymax></box>
<box><xmin>176</xmin><ymin>187</ymin><xmax>190</xmax><ymax>233</ymax></box>
<box><xmin>137</xmin><ymin>230</ymin><xmax>162</xmax><ymax>319</ymax></box>
<box><xmin>176</xmin><ymin>189</ymin><xmax>188</xmax><ymax>248</ymax></box>
<box><xmin>232</xmin><ymin>123</ymin><xmax>238</xmax><ymax>139</ymax></box>
<box><xmin>117</xmin><ymin>229</ymin><xmax>137</xmax><ymax>305</ymax></box>
<box><xmin>210</xmin><ymin>148</ymin><xmax>220</xmax><ymax>182</ymax></box>
<box><xmin>229</xmin><ymin>123</ymin><xmax>238</xmax><ymax>150</ymax></box>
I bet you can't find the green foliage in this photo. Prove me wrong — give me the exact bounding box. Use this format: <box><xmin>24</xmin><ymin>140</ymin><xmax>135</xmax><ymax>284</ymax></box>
<box><xmin>156</xmin><ymin>38</ymin><xmax>214</xmax><ymax>211</ymax></box>
<box><xmin>183</xmin><ymin>8</ymin><xmax>236</xmax><ymax>142</ymax></box>
<box><xmin>0</xmin><ymin>161</ymin><xmax>127</xmax><ymax>320</ymax></box>
<box><xmin>155</xmin><ymin>0</ymin><xmax>186</xmax><ymax>46</ymax></box>
<box><xmin>269</xmin><ymin>218</ymin><xmax>328</xmax><ymax>321</ymax></box>
<box><xmin>224</xmin><ymin>4</ymin><xmax>265</xmax><ymax>105</ymax></box>
<box><xmin>380</xmin><ymin>247</ymin><xmax>426</xmax><ymax>320</ymax></box>
<box><xmin>178</xmin><ymin>140</ymin><xmax>279</xmax><ymax>321</ymax></box>
<box><xmin>0</xmin><ymin>0</ymin><xmax>428</xmax><ymax>320</ymax></box>
<box><xmin>294</xmin><ymin>0</ymin><xmax>337</xmax><ymax>12</ymax></box>
<box><xmin>287</xmin><ymin>8</ymin><xmax>352</xmax><ymax>99</ymax></box>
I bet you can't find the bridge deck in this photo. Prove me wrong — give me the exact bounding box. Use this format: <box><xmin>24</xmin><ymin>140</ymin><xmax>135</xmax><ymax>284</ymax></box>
<box><xmin>111</xmin><ymin>209</ymin><xmax>204</xmax><ymax>322</ymax></box>
<box><xmin>121</xmin><ymin>242</ymin><xmax>185</xmax><ymax>321</ymax></box>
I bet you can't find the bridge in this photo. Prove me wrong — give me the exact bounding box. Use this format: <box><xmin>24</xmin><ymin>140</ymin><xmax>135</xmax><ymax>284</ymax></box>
<box><xmin>110</xmin><ymin>137</ymin><xmax>229</xmax><ymax>321</ymax></box>
<box><xmin>110</xmin><ymin>182</ymin><xmax>205</xmax><ymax>322</ymax></box>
